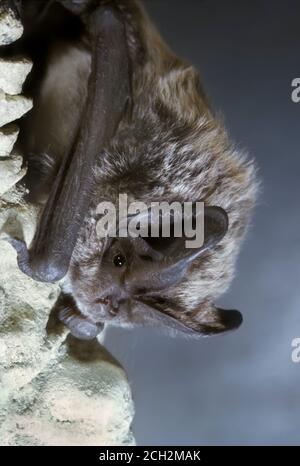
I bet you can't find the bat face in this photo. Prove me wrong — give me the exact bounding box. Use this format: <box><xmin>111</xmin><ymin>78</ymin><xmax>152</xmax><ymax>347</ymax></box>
<box><xmin>68</xmin><ymin>233</ymin><xmax>205</xmax><ymax>322</ymax></box>
<box><xmin>61</xmin><ymin>207</ymin><xmax>243</xmax><ymax>339</ymax></box>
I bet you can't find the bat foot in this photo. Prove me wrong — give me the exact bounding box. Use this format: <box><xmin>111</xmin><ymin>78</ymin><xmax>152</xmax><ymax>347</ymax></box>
<box><xmin>58</xmin><ymin>304</ymin><xmax>104</xmax><ymax>340</ymax></box>
<box><xmin>48</xmin><ymin>293</ymin><xmax>104</xmax><ymax>341</ymax></box>
<box><xmin>67</xmin><ymin>317</ymin><xmax>104</xmax><ymax>341</ymax></box>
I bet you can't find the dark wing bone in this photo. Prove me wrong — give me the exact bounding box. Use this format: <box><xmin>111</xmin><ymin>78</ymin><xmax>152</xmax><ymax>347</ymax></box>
<box><xmin>11</xmin><ymin>6</ymin><xmax>131</xmax><ymax>282</ymax></box>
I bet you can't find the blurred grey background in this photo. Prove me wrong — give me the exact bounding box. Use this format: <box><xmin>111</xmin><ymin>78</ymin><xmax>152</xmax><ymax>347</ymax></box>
<box><xmin>105</xmin><ymin>0</ymin><xmax>300</xmax><ymax>445</ymax></box>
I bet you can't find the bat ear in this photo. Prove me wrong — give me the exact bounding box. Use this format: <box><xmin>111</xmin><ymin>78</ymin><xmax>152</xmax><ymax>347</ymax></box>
<box><xmin>126</xmin><ymin>206</ymin><xmax>228</xmax><ymax>290</ymax></box>
<box><xmin>122</xmin><ymin>204</ymin><xmax>228</xmax><ymax>292</ymax></box>
<box><xmin>185</xmin><ymin>306</ymin><xmax>243</xmax><ymax>337</ymax></box>
<box><xmin>139</xmin><ymin>297</ymin><xmax>243</xmax><ymax>338</ymax></box>
<box><xmin>131</xmin><ymin>203</ymin><xmax>228</xmax><ymax>262</ymax></box>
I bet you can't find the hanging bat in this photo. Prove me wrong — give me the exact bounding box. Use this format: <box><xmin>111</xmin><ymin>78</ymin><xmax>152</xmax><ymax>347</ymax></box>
<box><xmin>5</xmin><ymin>0</ymin><xmax>257</xmax><ymax>340</ymax></box>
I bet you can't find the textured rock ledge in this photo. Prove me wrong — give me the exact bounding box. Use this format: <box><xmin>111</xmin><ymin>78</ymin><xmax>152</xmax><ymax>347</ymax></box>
<box><xmin>0</xmin><ymin>124</ymin><xmax>19</xmax><ymax>157</ymax></box>
<box><xmin>0</xmin><ymin>1</ymin><xmax>23</xmax><ymax>45</ymax></box>
<box><xmin>0</xmin><ymin>57</ymin><xmax>33</xmax><ymax>95</ymax></box>
<box><xmin>0</xmin><ymin>3</ymin><xmax>135</xmax><ymax>446</ymax></box>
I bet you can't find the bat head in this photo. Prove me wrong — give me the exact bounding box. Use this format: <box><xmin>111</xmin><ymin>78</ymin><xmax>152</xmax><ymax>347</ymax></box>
<box><xmin>59</xmin><ymin>64</ymin><xmax>255</xmax><ymax>340</ymax></box>
<box><xmin>63</xmin><ymin>204</ymin><xmax>242</xmax><ymax>338</ymax></box>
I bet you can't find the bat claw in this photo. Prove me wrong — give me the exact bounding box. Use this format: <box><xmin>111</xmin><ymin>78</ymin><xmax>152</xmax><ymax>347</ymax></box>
<box><xmin>5</xmin><ymin>236</ymin><xmax>31</xmax><ymax>271</ymax></box>
<box><xmin>57</xmin><ymin>298</ymin><xmax>104</xmax><ymax>340</ymax></box>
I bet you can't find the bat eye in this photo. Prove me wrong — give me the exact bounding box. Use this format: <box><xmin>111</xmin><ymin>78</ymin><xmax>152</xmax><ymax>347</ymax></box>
<box><xmin>113</xmin><ymin>253</ymin><xmax>126</xmax><ymax>267</ymax></box>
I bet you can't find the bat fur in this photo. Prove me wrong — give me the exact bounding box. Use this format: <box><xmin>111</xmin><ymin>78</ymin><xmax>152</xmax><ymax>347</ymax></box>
<box><xmin>4</xmin><ymin>0</ymin><xmax>258</xmax><ymax>339</ymax></box>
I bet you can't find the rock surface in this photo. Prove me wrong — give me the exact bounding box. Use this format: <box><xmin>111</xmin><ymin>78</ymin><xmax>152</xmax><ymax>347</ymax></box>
<box><xmin>0</xmin><ymin>58</ymin><xmax>33</xmax><ymax>95</ymax></box>
<box><xmin>0</xmin><ymin>2</ymin><xmax>23</xmax><ymax>45</ymax></box>
<box><xmin>0</xmin><ymin>154</ymin><xmax>26</xmax><ymax>195</ymax></box>
<box><xmin>0</xmin><ymin>197</ymin><xmax>135</xmax><ymax>446</ymax></box>
<box><xmin>0</xmin><ymin>124</ymin><xmax>19</xmax><ymax>157</ymax></box>
<box><xmin>0</xmin><ymin>3</ymin><xmax>135</xmax><ymax>446</ymax></box>
<box><xmin>0</xmin><ymin>90</ymin><xmax>33</xmax><ymax>126</ymax></box>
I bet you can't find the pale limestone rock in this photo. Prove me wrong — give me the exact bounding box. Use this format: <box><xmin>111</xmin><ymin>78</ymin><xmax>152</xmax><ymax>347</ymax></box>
<box><xmin>0</xmin><ymin>183</ymin><xmax>27</xmax><ymax>205</ymax></box>
<box><xmin>0</xmin><ymin>184</ymin><xmax>135</xmax><ymax>446</ymax></box>
<box><xmin>0</xmin><ymin>335</ymin><xmax>135</xmax><ymax>446</ymax></box>
<box><xmin>0</xmin><ymin>124</ymin><xmax>19</xmax><ymax>157</ymax></box>
<box><xmin>0</xmin><ymin>58</ymin><xmax>33</xmax><ymax>95</ymax></box>
<box><xmin>0</xmin><ymin>90</ymin><xmax>32</xmax><ymax>126</ymax></box>
<box><xmin>0</xmin><ymin>2</ymin><xmax>23</xmax><ymax>45</ymax></box>
<box><xmin>0</xmin><ymin>3</ymin><xmax>135</xmax><ymax>446</ymax></box>
<box><xmin>0</xmin><ymin>154</ymin><xmax>26</xmax><ymax>196</ymax></box>
<box><xmin>0</xmin><ymin>233</ymin><xmax>135</xmax><ymax>446</ymax></box>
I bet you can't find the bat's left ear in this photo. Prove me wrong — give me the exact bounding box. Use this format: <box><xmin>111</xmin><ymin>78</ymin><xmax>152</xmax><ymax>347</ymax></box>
<box><xmin>129</xmin><ymin>204</ymin><xmax>228</xmax><ymax>265</ymax></box>
<box><xmin>121</xmin><ymin>205</ymin><xmax>228</xmax><ymax>293</ymax></box>
<box><xmin>140</xmin><ymin>297</ymin><xmax>243</xmax><ymax>337</ymax></box>
<box><xmin>183</xmin><ymin>305</ymin><xmax>243</xmax><ymax>337</ymax></box>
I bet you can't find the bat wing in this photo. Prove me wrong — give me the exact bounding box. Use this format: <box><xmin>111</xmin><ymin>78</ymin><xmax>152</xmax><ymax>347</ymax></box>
<box><xmin>11</xmin><ymin>6</ymin><xmax>131</xmax><ymax>282</ymax></box>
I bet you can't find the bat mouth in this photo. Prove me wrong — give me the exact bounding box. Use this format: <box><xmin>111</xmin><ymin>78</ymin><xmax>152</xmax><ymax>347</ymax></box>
<box><xmin>94</xmin><ymin>297</ymin><xmax>120</xmax><ymax>316</ymax></box>
<box><xmin>10</xmin><ymin>5</ymin><xmax>131</xmax><ymax>283</ymax></box>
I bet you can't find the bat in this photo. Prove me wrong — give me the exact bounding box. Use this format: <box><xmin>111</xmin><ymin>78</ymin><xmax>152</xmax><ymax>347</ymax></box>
<box><xmin>4</xmin><ymin>0</ymin><xmax>257</xmax><ymax>340</ymax></box>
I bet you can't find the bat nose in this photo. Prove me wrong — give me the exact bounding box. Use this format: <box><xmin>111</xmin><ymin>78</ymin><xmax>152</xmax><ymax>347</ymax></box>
<box><xmin>101</xmin><ymin>293</ymin><xmax>127</xmax><ymax>316</ymax></box>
